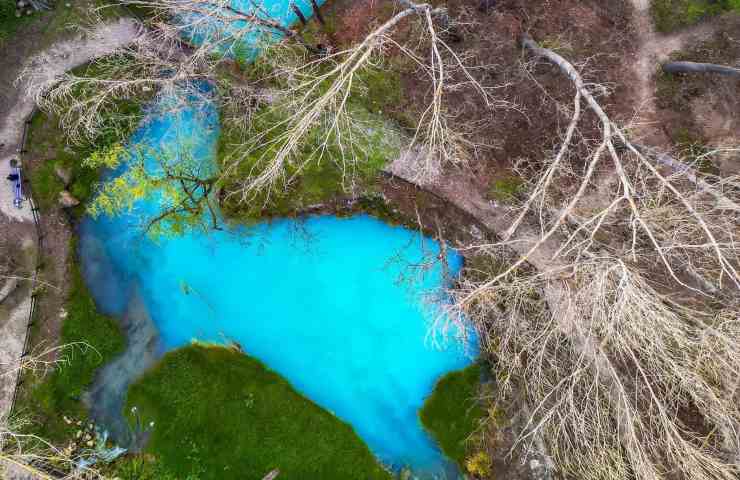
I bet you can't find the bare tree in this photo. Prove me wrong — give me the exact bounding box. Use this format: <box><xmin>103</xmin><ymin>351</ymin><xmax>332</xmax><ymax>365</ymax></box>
<box><xmin>448</xmin><ymin>33</ymin><xmax>740</xmax><ymax>480</ymax></box>
<box><xmin>1</xmin><ymin>344</ymin><xmax>107</xmax><ymax>480</ymax></box>
<box><xmin>28</xmin><ymin>0</ymin><xmax>506</xmax><ymax>232</ymax></box>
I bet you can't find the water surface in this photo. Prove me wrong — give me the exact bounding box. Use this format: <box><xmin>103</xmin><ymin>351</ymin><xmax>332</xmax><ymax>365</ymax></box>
<box><xmin>80</xmin><ymin>92</ymin><xmax>476</xmax><ymax>476</ymax></box>
<box><xmin>81</xmin><ymin>0</ymin><xmax>476</xmax><ymax>474</ymax></box>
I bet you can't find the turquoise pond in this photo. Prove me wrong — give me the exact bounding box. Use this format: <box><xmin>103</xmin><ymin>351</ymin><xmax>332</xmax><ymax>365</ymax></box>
<box><xmin>79</xmin><ymin>89</ymin><xmax>477</xmax><ymax>476</ymax></box>
<box><xmin>78</xmin><ymin>0</ymin><xmax>477</xmax><ymax>475</ymax></box>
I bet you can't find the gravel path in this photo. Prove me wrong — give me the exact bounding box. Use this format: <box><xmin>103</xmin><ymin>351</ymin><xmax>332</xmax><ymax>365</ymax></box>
<box><xmin>0</xmin><ymin>17</ymin><xmax>139</xmax><ymax>429</ymax></box>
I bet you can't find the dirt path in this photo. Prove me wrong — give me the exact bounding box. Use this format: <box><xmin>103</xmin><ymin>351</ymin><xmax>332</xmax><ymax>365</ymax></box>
<box><xmin>0</xmin><ymin>17</ymin><xmax>139</xmax><ymax>430</ymax></box>
<box><xmin>628</xmin><ymin>0</ymin><xmax>724</xmax><ymax>146</ymax></box>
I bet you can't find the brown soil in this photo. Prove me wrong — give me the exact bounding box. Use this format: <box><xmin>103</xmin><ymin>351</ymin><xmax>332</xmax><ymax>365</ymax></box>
<box><xmin>324</xmin><ymin>0</ymin><xmax>637</xmax><ymax>220</ymax></box>
<box><xmin>653</xmin><ymin>13</ymin><xmax>740</xmax><ymax>176</ymax></box>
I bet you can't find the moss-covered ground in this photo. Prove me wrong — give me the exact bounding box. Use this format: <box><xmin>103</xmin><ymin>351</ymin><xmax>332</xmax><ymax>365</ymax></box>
<box><xmin>486</xmin><ymin>176</ymin><xmax>525</xmax><ymax>204</ymax></box>
<box><xmin>24</xmin><ymin>65</ymin><xmax>143</xmax><ymax>216</ymax></box>
<box><xmin>419</xmin><ymin>364</ymin><xmax>485</xmax><ymax>468</ymax></box>
<box><xmin>124</xmin><ymin>344</ymin><xmax>392</xmax><ymax>480</ymax></box>
<box><xmin>651</xmin><ymin>0</ymin><xmax>740</xmax><ymax>32</ymax></box>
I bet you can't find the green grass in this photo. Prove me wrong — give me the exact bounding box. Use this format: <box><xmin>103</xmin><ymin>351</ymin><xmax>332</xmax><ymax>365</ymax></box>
<box><xmin>125</xmin><ymin>344</ymin><xmax>392</xmax><ymax>480</ymax></box>
<box><xmin>23</xmin><ymin>246</ymin><xmax>125</xmax><ymax>442</ymax></box>
<box><xmin>419</xmin><ymin>364</ymin><xmax>484</xmax><ymax>468</ymax></box>
<box><xmin>651</xmin><ymin>0</ymin><xmax>740</xmax><ymax>32</ymax></box>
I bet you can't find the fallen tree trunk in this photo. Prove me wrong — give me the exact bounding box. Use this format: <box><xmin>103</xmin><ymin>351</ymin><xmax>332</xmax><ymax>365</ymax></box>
<box><xmin>663</xmin><ymin>61</ymin><xmax>740</xmax><ymax>78</ymax></box>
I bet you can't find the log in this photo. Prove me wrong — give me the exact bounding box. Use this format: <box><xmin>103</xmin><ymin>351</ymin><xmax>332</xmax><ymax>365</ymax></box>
<box><xmin>662</xmin><ymin>61</ymin><xmax>740</xmax><ymax>78</ymax></box>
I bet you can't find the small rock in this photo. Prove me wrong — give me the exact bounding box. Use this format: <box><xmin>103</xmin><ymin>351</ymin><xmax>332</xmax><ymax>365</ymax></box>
<box><xmin>65</xmin><ymin>2</ymin><xmax>71</xmax><ymax>6</ymax></box>
<box><xmin>17</xmin><ymin>1</ymin><xmax>25</xmax><ymax>7</ymax></box>
<box><xmin>75</xmin><ymin>430</ymin><xmax>83</xmax><ymax>439</ymax></box>
<box><xmin>58</xmin><ymin>190</ymin><xmax>80</xmax><ymax>208</ymax></box>
<box><xmin>54</xmin><ymin>164</ymin><xmax>73</xmax><ymax>186</ymax></box>
<box><xmin>86</xmin><ymin>440</ymin><xmax>94</xmax><ymax>447</ymax></box>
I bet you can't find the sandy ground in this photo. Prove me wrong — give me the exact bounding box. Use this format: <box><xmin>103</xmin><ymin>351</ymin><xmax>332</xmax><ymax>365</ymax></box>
<box><xmin>0</xmin><ymin>17</ymin><xmax>139</xmax><ymax>434</ymax></box>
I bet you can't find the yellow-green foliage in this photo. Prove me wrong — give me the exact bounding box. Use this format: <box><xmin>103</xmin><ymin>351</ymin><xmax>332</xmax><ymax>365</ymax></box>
<box><xmin>465</xmin><ymin>451</ymin><xmax>492</xmax><ymax>478</ymax></box>
<box><xmin>87</xmin><ymin>166</ymin><xmax>149</xmax><ymax>218</ymax></box>
<box><xmin>85</xmin><ymin>144</ymin><xmax>147</xmax><ymax>218</ymax></box>
<box><xmin>83</xmin><ymin>142</ymin><xmax>126</xmax><ymax>169</ymax></box>
<box><xmin>85</xmin><ymin>141</ymin><xmax>219</xmax><ymax>236</ymax></box>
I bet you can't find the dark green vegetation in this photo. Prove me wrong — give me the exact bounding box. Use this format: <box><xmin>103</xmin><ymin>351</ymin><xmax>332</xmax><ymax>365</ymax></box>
<box><xmin>419</xmin><ymin>364</ymin><xmax>484</xmax><ymax>467</ymax></box>
<box><xmin>125</xmin><ymin>344</ymin><xmax>392</xmax><ymax>480</ymax></box>
<box><xmin>0</xmin><ymin>0</ymin><xmax>34</xmax><ymax>44</ymax></box>
<box><xmin>651</xmin><ymin>0</ymin><xmax>740</xmax><ymax>32</ymax></box>
<box><xmin>20</xmin><ymin>250</ymin><xmax>125</xmax><ymax>442</ymax></box>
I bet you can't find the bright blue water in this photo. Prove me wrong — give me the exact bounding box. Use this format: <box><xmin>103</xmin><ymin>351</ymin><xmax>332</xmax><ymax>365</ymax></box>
<box><xmin>80</xmin><ymin>91</ymin><xmax>477</xmax><ymax>476</ymax></box>
<box><xmin>181</xmin><ymin>0</ymin><xmax>326</xmax><ymax>59</ymax></box>
<box><xmin>79</xmin><ymin>0</ymin><xmax>477</xmax><ymax>475</ymax></box>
